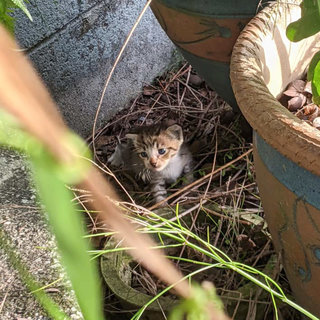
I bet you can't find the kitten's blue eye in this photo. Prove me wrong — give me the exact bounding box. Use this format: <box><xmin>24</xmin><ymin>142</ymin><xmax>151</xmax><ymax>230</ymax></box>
<box><xmin>140</xmin><ymin>152</ymin><xmax>148</xmax><ymax>158</ymax></box>
<box><xmin>158</xmin><ymin>148</ymin><xmax>166</xmax><ymax>155</ymax></box>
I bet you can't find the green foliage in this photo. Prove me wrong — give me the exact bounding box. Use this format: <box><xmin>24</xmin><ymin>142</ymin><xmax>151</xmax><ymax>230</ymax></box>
<box><xmin>0</xmin><ymin>110</ymin><xmax>104</xmax><ymax>320</ymax></box>
<box><xmin>169</xmin><ymin>283</ymin><xmax>224</xmax><ymax>320</ymax></box>
<box><xmin>308</xmin><ymin>51</ymin><xmax>320</xmax><ymax>104</ymax></box>
<box><xmin>0</xmin><ymin>0</ymin><xmax>32</xmax><ymax>33</ymax></box>
<box><xmin>286</xmin><ymin>0</ymin><xmax>320</xmax><ymax>42</ymax></box>
<box><xmin>286</xmin><ymin>0</ymin><xmax>320</xmax><ymax>107</ymax></box>
<box><xmin>124</xmin><ymin>207</ymin><xmax>319</xmax><ymax>320</ymax></box>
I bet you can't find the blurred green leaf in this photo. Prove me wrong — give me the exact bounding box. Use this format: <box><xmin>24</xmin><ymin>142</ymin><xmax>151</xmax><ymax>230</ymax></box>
<box><xmin>286</xmin><ymin>0</ymin><xmax>320</xmax><ymax>42</ymax></box>
<box><xmin>310</xmin><ymin>55</ymin><xmax>320</xmax><ymax>105</ymax></box>
<box><xmin>10</xmin><ymin>0</ymin><xmax>33</xmax><ymax>21</ymax></box>
<box><xmin>32</xmin><ymin>152</ymin><xmax>104</xmax><ymax>320</ymax></box>
<box><xmin>0</xmin><ymin>10</ymin><xmax>15</xmax><ymax>33</ymax></box>
<box><xmin>307</xmin><ymin>52</ymin><xmax>320</xmax><ymax>105</ymax></box>
<box><xmin>308</xmin><ymin>51</ymin><xmax>320</xmax><ymax>81</ymax></box>
<box><xmin>0</xmin><ymin>0</ymin><xmax>32</xmax><ymax>33</ymax></box>
<box><xmin>0</xmin><ymin>110</ymin><xmax>105</xmax><ymax>320</ymax></box>
<box><xmin>169</xmin><ymin>283</ymin><xmax>224</xmax><ymax>320</ymax></box>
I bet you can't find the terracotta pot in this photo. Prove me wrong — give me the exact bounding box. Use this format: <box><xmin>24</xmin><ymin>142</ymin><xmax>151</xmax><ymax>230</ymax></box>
<box><xmin>150</xmin><ymin>0</ymin><xmax>271</xmax><ymax>109</ymax></box>
<box><xmin>230</xmin><ymin>1</ymin><xmax>320</xmax><ymax>316</ymax></box>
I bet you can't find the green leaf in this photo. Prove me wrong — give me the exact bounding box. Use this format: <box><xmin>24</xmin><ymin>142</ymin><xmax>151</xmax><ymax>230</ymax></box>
<box><xmin>169</xmin><ymin>283</ymin><xmax>224</xmax><ymax>320</ymax></box>
<box><xmin>0</xmin><ymin>110</ymin><xmax>41</xmax><ymax>152</ymax></box>
<box><xmin>0</xmin><ymin>12</ymin><xmax>15</xmax><ymax>34</ymax></box>
<box><xmin>286</xmin><ymin>0</ymin><xmax>320</xmax><ymax>42</ymax></box>
<box><xmin>0</xmin><ymin>111</ymin><xmax>105</xmax><ymax>320</ymax></box>
<box><xmin>31</xmin><ymin>152</ymin><xmax>105</xmax><ymax>320</ymax></box>
<box><xmin>54</xmin><ymin>132</ymin><xmax>92</xmax><ymax>184</ymax></box>
<box><xmin>10</xmin><ymin>0</ymin><xmax>33</xmax><ymax>21</ymax></box>
<box><xmin>0</xmin><ymin>0</ymin><xmax>32</xmax><ymax>33</ymax></box>
<box><xmin>310</xmin><ymin>56</ymin><xmax>320</xmax><ymax>105</ymax></box>
<box><xmin>0</xmin><ymin>1</ymin><xmax>14</xmax><ymax>33</ymax></box>
<box><xmin>307</xmin><ymin>51</ymin><xmax>320</xmax><ymax>81</ymax></box>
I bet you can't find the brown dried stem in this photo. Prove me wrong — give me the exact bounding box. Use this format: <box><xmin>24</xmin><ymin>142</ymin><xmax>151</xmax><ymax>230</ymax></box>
<box><xmin>0</xmin><ymin>25</ymin><xmax>192</xmax><ymax>299</ymax></box>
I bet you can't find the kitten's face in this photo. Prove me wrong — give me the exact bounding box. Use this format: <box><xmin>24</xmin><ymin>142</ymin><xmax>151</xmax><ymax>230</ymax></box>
<box><xmin>126</xmin><ymin>124</ymin><xmax>183</xmax><ymax>171</ymax></box>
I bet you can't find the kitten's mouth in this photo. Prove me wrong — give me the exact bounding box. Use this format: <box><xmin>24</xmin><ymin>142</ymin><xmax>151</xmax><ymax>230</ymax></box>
<box><xmin>149</xmin><ymin>164</ymin><xmax>164</xmax><ymax>171</ymax></box>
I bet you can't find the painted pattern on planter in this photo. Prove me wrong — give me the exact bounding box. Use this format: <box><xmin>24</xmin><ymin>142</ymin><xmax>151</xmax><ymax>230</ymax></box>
<box><xmin>150</xmin><ymin>0</ymin><xmax>270</xmax><ymax>108</ymax></box>
<box><xmin>254</xmin><ymin>132</ymin><xmax>320</xmax><ymax>316</ymax></box>
<box><xmin>151</xmin><ymin>0</ymin><xmax>249</xmax><ymax>63</ymax></box>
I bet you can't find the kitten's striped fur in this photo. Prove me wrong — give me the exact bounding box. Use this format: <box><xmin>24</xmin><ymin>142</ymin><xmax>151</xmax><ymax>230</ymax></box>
<box><xmin>108</xmin><ymin>124</ymin><xmax>193</xmax><ymax>203</ymax></box>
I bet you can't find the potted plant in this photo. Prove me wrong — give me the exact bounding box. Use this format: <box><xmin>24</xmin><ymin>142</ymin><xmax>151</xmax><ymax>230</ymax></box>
<box><xmin>150</xmin><ymin>0</ymin><xmax>272</xmax><ymax>109</ymax></box>
<box><xmin>230</xmin><ymin>0</ymin><xmax>320</xmax><ymax>316</ymax></box>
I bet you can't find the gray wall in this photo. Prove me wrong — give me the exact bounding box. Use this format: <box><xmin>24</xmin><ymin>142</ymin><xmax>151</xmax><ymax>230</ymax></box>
<box><xmin>14</xmin><ymin>0</ymin><xmax>175</xmax><ymax>137</ymax></box>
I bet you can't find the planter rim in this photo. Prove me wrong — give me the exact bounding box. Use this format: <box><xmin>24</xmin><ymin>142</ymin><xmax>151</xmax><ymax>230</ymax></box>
<box><xmin>153</xmin><ymin>0</ymin><xmax>268</xmax><ymax>18</ymax></box>
<box><xmin>230</xmin><ymin>0</ymin><xmax>320</xmax><ymax>176</ymax></box>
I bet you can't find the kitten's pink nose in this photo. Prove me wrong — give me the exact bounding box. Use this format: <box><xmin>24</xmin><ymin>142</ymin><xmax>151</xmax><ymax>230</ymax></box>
<box><xmin>150</xmin><ymin>158</ymin><xmax>157</xmax><ymax>167</ymax></box>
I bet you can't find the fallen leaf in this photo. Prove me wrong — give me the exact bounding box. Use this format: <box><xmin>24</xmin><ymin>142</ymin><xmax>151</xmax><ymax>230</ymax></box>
<box><xmin>237</xmin><ymin>234</ymin><xmax>256</xmax><ymax>251</ymax></box>
<box><xmin>143</xmin><ymin>86</ymin><xmax>155</xmax><ymax>96</ymax></box>
<box><xmin>303</xmin><ymin>103</ymin><xmax>318</xmax><ymax>115</ymax></box>
<box><xmin>292</xmin><ymin>79</ymin><xmax>306</xmax><ymax>92</ymax></box>
<box><xmin>287</xmin><ymin>94</ymin><xmax>306</xmax><ymax>111</ymax></box>
<box><xmin>95</xmin><ymin>135</ymin><xmax>114</xmax><ymax>148</ymax></box>
<box><xmin>283</xmin><ymin>87</ymin><xmax>299</xmax><ymax>97</ymax></box>
<box><xmin>304</xmin><ymin>81</ymin><xmax>312</xmax><ymax>94</ymax></box>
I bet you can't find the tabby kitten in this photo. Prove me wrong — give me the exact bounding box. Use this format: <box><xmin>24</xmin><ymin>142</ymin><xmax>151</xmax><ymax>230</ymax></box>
<box><xmin>108</xmin><ymin>124</ymin><xmax>193</xmax><ymax>203</ymax></box>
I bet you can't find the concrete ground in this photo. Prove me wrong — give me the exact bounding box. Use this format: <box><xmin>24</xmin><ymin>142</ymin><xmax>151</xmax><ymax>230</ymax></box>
<box><xmin>0</xmin><ymin>148</ymin><xmax>82</xmax><ymax>319</ymax></box>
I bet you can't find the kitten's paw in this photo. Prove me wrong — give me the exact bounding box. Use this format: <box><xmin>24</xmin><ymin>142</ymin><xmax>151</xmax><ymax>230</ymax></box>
<box><xmin>182</xmin><ymin>172</ymin><xmax>194</xmax><ymax>186</ymax></box>
<box><xmin>154</xmin><ymin>196</ymin><xmax>168</xmax><ymax>207</ymax></box>
<box><xmin>155</xmin><ymin>199</ymin><xmax>168</xmax><ymax>208</ymax></box>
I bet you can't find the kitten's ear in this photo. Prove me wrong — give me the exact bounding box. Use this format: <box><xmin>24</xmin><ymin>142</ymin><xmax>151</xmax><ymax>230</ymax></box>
<box><xmin>166</xmin><ymin>124</ymin><xmax>183</xmax><ymax>141</ymax></box>
<box><xmin>125</xmin><ymin>133</ymin><xmax>138</xmax><ymax>142</ymax></box>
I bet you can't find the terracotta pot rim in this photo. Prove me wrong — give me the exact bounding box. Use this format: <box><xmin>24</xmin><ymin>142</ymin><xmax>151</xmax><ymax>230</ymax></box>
<box><xmin>230</xmin><ymin>1</ymin><xmax>320</xmax><ymax>176</ymax></box>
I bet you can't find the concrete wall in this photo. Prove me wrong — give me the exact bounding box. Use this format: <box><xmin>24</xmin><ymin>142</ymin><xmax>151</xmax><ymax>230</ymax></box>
<box><xmin>14</xmin><ymin>0</ymin><xmax>175</xmax><ymax>137</ymax></box>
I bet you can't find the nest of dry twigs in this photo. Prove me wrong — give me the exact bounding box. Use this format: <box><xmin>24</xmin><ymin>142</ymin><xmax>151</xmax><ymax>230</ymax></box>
<box><xmin>89</xmin><ymin>63</ymin><xmax>302</xmax><ymax>319</ymax></box>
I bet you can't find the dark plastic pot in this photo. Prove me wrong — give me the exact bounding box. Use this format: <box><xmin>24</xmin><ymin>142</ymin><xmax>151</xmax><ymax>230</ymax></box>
<box><xmin>150</xmin><ymin>0</ymin><xmax>271</xmax><ymax>109</ymax></box>
<box><xmin>230</xmin><ymin>1</ymin><xmax>320</xmax><ymax>316</ymax></box>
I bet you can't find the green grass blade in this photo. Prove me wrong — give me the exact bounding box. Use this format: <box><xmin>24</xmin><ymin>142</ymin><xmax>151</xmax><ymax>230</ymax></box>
<box><xmin>31</xmin><ymin>149</ymin><xmax>105</xmax><ymax>320</ymax></box>
<box><xmin>9</xmin><ymin>0</ymin><xmax>33</xmax><ymax>21</ymax></box>
<box><xmin>0</xmin><ymin>111</ymin><xmax>105</xmax><ymax>319</ymax></box>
